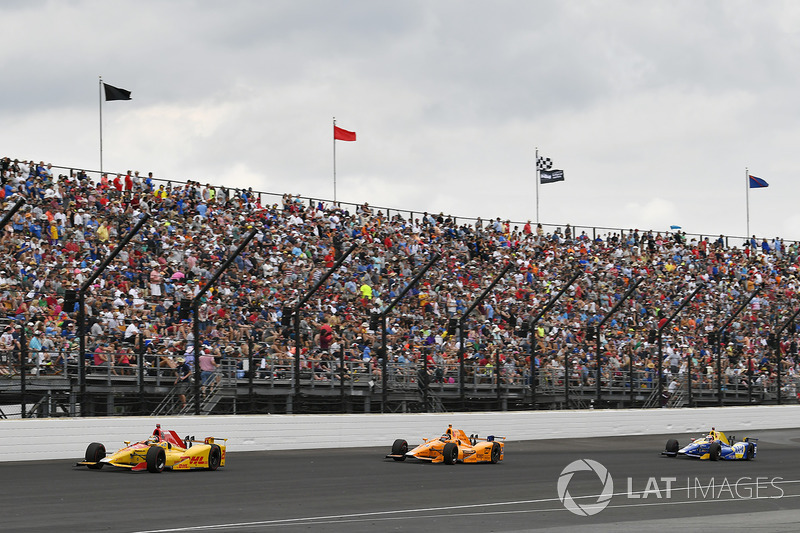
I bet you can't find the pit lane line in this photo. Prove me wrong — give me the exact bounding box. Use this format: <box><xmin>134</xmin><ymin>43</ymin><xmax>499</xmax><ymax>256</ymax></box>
<box><xmin>132</xmin><ymin>479</ymin><xmax>800</xmax><ymax>533</ymax></box>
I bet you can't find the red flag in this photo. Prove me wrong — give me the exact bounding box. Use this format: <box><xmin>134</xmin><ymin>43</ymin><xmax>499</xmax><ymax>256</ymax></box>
<box><xmin>334</xmin><ymin>125</ymin><xmax>356</xmax><ymax>141</ymax></box>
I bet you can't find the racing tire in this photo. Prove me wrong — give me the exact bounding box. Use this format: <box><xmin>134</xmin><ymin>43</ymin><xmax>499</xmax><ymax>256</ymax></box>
<box><xmin>85</xmin><ymin>442</ymin><xmax>105</xmax><ymax>469</ymax></box>
<box><xmin>746</xmin><ymin>442</ymin><xmax>755</xmax><ymax>460</ymax></box>
<box><xmin>443</xmin><ymin>442</ymin><xmax>458</xmax><ymax>465</ymax></box>
<box><xmin>146</xmin><ymin>446</ymin><xmax>166</xmax><ymax>473</ymax></box>
<box><xmin>709</xmin><ymin>441</ymin><xmax>721</xmax><ymax>461</ymax></box>
<box><xmin>391</xmin><ymin>439</ymin><xmax>408</xmax><ymax>461</ymax></box>
<box><xmin>665</xmin><ymin>439</ymin><xmax>679</xmax><ymax>456</ymax></box>
<box><xmin>207</xmin><ymin>444</ymin><xmax>222</xmax><ymax>471</ymax></box>
<box><xmin>490</xmin><ymin>442</ymin><xmax>501</xmax><ymax>464</ymax></box>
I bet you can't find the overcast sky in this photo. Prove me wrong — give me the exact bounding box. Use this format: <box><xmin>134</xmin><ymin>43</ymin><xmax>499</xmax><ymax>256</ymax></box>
<box><xmin>3</xmin><ymin>0</ymin><xmax>800</xmax><ymax>241</ymax></box>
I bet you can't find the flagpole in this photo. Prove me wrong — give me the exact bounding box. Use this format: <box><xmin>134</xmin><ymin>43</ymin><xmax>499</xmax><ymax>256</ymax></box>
<box><xmin>99</xmin><ymin>75</ymin><xmax>104</xmax><ymax>177</ymax></box>
<box><xmin>333</xmin><ymin>117</ymin><xmax>337</xmax><ymax>205</ymax></box>
<box><xmin>745</xmin><ymin>166</ymin><xmax>749</xmax><ymax>240</ymax></box>
<box><xmin>535</xmin><ymin>146</ymin><xmax>540</xmax><ymax>225</ymax></box>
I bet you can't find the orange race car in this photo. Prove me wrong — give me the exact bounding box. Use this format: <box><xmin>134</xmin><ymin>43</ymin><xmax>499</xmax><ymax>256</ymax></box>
<box><xmin>386</xmin><ymin>424</ymin><xmax>505</xmax><ymax>465</ymax></box>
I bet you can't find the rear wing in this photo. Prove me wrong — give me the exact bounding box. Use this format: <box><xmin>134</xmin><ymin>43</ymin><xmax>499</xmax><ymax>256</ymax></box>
<box><xmin>469</xmin><ymin>434</ymin><xmax>507</xmax><ymax>445</ymax></box>
<box><xmin>184</xmin><ymin>435</ymin><xmax>228</xmax><ymax>447</ymax></box>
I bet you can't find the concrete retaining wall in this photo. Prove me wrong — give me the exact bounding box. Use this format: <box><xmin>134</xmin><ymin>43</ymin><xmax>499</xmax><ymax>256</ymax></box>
<box><xmin>1</xmin><ymin>405</ymin><xmax>798</xmax><ymax>462</ymax></box>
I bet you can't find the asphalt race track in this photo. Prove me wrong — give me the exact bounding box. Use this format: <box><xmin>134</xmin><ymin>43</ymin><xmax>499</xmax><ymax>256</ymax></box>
<box><xmin>2</xmin><ymin>429</ymin><xmax>800</xmax><ymax>532</ymax></box>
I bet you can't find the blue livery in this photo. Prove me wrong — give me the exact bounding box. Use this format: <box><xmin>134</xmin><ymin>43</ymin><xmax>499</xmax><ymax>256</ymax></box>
<box><xmin>662</xmin><ymin>428</ymin><xmax>757</xmax><ymax>461</ymax></box>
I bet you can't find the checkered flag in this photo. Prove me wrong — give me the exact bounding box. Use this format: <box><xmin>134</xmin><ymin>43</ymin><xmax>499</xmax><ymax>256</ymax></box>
<box><xmin>537</xmin><ymin>156</ymin><xmax>552</xmax><ymax>171</ymax></box>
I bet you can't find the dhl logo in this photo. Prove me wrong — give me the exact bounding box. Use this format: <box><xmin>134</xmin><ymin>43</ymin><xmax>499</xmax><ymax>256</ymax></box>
<box><xmin>189</xmin><ymin>456</ymin><xmax>205</xmax><ymax>465</ymax></box>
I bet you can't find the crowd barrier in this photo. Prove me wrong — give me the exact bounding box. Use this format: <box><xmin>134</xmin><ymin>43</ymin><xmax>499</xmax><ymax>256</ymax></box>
<box><xmin>1</xmin><ymin>405</ymin><xmax>798</xmax><ymax>462</ymax></box>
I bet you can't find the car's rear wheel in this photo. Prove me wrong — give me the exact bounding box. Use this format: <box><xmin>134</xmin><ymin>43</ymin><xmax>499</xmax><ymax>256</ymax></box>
<box><xmin>746</xmin><ymin>442</ymin><xmax>755</xmax><ymax>460</ymax></box>
<box><xmin>391</xmin><ymin>439</ymin><xmax>408</xmax><ymax>461</ymax></box>
<box><xmin>85</xmin><ymin>442</ymin><xmax>105</xmax><ymax>469</ymax></box>
<box><xmin>665</xmin><ymin>439</ymin><xmax>679</xmax><ymax>456</ymax></box>
<box><xmin>490</xmin><ymin>442</ymin><xmax>501</xmax><ymax>464</ymax></box>
<box><xmin>146</xmin><ymin>446</ymin><xmax>166</xmax><ymax>473</ymax></box>
<box><xmin>207</xmin><ymin>444</ymin><xmax>222</xmax><ymax>471</ymax></box>
<box><xmin>709</xmin><ymin>441</ymin><xmax>721</xmax><ymax>461</ymax></box>
<box><xmin>443</xmin><ymin>442</ymin><xmax>458</xmax><ymax>465</ymax></box>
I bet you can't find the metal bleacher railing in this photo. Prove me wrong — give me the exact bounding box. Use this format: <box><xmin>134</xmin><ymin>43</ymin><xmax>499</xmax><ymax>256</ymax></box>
<box><xmin>4</xmin><ymin>342</ymin><xmax>797</xmax><ymax>418</ymax></box>
<box><xmin>47</xmin><ymin>163</ymin><xmax>785</xmax><ymax>248</ymax></box>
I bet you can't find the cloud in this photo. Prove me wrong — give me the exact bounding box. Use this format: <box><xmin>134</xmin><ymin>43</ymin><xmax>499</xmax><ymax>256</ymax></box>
<box><xmin>3</xmin><ymin>1</ymin><xmax>800</xmax><ymax>240</ymax></box>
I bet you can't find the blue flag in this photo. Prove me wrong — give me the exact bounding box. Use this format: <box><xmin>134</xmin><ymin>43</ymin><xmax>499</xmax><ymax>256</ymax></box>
<box><xmin>749</xmin><ymin>175</ymin><xmax>769</xmax><ymax>188</ymax></box>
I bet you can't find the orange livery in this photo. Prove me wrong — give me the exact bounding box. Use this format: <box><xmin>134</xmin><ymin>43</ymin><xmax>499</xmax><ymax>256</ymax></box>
<box><xmin>386</xmin><ymin>425</ymin><xmax>505</xmax><ymax>465</ymax></box>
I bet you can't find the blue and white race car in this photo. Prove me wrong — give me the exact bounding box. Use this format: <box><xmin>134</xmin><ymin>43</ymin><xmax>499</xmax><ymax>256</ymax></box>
<box><xmin>662</xmin><ymin>428</ymin><xmax>757</xmax><ymax>460</ymax></box>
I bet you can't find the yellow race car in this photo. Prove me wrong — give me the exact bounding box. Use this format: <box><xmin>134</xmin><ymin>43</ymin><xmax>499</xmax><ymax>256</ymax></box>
<box><xmin>386</xmin><ymin>425</ymin><xmax>505</xmax><ymax>464</ymax></box>
<box><xmin>76</xmin><ymin>424</ymin><xmax>226</xmax><ymax>473</ymax></box>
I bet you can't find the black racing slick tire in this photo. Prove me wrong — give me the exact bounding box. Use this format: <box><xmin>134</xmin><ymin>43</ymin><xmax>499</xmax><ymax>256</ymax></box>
<box><xmin>85</xmin><ymin>442</ymin><xmax>105</xmax><ymax>469</ymax></box>
<box><xmin>490</xmin><ymin>442</ymin><xmax>501</xmax><ymax>464</ymax></box>
<box><xmin>709</xmin><ymin>441</ymin><xmax>721</xmax><ymax>461</ymax></box>
<box><xmin>391</xmin><ymin>439</ymin><xmax>408</xmax><ymax>461</ymax></box>
<box><xmin>207</xmin><ymin>444</ymin><xmax>222</xmax><ymax>471</ymax></box>
<box><xmin>746</xmin><ymin>442</ymin><xmax>755</xmax><ymax>460</ymax></box>
<box><xmin>146</xmin><ymin>446</ymin><xmax>166</xmax><ymax>473</ymax></box>
<box><xmin>665</xmin><ymin>439</ymin><xmax>679</xmax><ymax>456</ymax></box>
<box><xmin>443</xmin><ymin>442</ymin><xmax>458</xmax><ymax>465</ymax></box>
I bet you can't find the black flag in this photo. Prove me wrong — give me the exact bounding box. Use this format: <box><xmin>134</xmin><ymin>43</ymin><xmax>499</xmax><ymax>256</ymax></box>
<box><xmin>103</xmin><ymin>83</ymin><xmax>131</xmax><ymax>101</ymax></box>
<box><xmin>540</xmin><ymin>169</ymin><xmax>565</xmax><ymax>184</ymax></box>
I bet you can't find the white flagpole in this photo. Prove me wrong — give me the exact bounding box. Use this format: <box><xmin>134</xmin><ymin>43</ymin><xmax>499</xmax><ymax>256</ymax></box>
<box><xmin>99</xmin><ymin>75</ymin><xmax>104</xmax><ymax>176</ymax></box>
<box><xmin>333</xmin><ymin>117</ymin><xmax>337</xmax><ymax>205</ymax></box>
<box><xmin>535</xmin><ymin>146</ymin><xmax>540</xmax><ymax>224</ymax></box>
<box><xmin>745</xmin><ymin>166</ymin><xmax>750</xmax><ymax>240</ymax></box>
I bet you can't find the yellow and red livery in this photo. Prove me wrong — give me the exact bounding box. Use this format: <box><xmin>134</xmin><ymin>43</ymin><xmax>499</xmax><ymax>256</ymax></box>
<box><xmin>76</xmin><ymin>424</ymin><xmax>226</xmax><ymax>473</ymax></box>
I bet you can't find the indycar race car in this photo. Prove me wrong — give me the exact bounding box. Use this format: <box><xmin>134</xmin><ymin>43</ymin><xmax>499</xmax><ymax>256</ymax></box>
<box><xmin>662</xmin><ymin>427</ymin><xmax>757</xmax><ymax>461</ymax></box>
<box><xmin>76</xmin><ymin>424</ymin><xmax>226</xmax><ymax>472</ymax></box>
<box><xmin>386</xmin><ymin>424</ymin><xmax>504</xmax><ymax>464</ymax></box>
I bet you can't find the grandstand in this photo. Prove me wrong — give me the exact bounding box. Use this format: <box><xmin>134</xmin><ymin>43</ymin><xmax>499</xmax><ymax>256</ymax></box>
<box><xmin>0</xmin><ymin>157</ymin><xmax>797</xmax><ymax>418</ymax></box>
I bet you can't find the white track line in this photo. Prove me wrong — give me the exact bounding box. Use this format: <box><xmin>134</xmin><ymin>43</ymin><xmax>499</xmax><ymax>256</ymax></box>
<box><xmin>133</xmin><ymin>479</ymin><xmax>800</xmax><ymax>533</ymax></box>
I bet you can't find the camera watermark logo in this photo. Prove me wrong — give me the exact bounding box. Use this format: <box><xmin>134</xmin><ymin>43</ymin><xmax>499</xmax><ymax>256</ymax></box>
<box><xmin>557</xmin><ymin>459</ymin><xmax>614</xmax><ymax>516</ymax></box>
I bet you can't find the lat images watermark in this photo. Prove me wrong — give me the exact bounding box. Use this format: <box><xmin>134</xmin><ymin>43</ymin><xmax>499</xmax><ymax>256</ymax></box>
<box><xmin>557</xmin><ymin>459</ymin><xmax>614</xmax><ymax>516</ymax></box>
<box><xmin>557</xmin><ymin>459</ymin><xmax>784</xmax><ymax>517</ymax></box>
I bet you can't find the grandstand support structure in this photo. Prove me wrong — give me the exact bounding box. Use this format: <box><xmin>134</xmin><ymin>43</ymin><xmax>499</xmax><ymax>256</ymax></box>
<box><xmin>527</xmin><ymin>269</ymin><xmax>583</xmax><ymax>410</ymax></box>
<box><xmin>18</xmin><ymin>316</ymin><xmax>28</xmax><ymax>417</ymax></box>
<box><xmin>379</xmin><ymin>253</ymin><xmax>441</xmax><ymax>412</ymax></box>
<box><xmin>191</xmin><ymin>227</ymin><xmax>258</xmax><ymax>415</ymax></box>
<box><xmin>0</xmin><ymin>198</ymin><xmax>26</xmax><ymax>416</ymax></box>
<box><xmin>712</xmin><ymin>288</ymin><xmax>761</xmax><ymax>407</ymax></box>
<box><xmin>656</xmin><ymin>283</ymin><xmax>704</xmax><ymax>408</ymax></box>
<box><xmin>595</xmin><ymin>277</ymin><xmax>644</xmax><ymax>404</ymax></box>
<box><xmin>0</xmin><ymin>197</ymin><xmax>25</xmax><ymax>229</ymax></box>
<box><xmin>78</xmin><ymin>212</ymin><xmax>150</xmax><ymax>416</ymax></box>
<box><xmin>457</xmin><ymin>262</ymin><xmax>515</xmax><ymax>411</ymax></box>
<box><xmin>293</xmin><ymin>241</ymin><xmax>358</xmax><ymax>413</ymax></box>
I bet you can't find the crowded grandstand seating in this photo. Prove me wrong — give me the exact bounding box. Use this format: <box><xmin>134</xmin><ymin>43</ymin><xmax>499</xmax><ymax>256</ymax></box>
<box><xmin>0</xmin><ymin>156</ymin><xmax>798</xmax><ymax>407</ymax></box>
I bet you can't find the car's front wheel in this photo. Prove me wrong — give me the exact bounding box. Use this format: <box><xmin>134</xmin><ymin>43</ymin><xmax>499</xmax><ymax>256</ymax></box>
<box><xmin>443</xmin><ymin>442</ymin><xmax>458</xmax><ymax>465</ymax></box>
<box><xmin>146</xmin><ymin>446</ymin><xmax>166</xmax><ymax>473</ymax></box>
<box><xmin>391</xmin><ymin>439</ymin><xmax>408</xmax><ymax>461</ymax></box>
<box><xmin>85</xmin><ymin>442</ymin><xmax>105</xmax><ymax>469</ymax></box>
<box><xmin>665</xmin><ymin>439</ymin><xmax>679</xmax><ymax>456</ymax></box>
